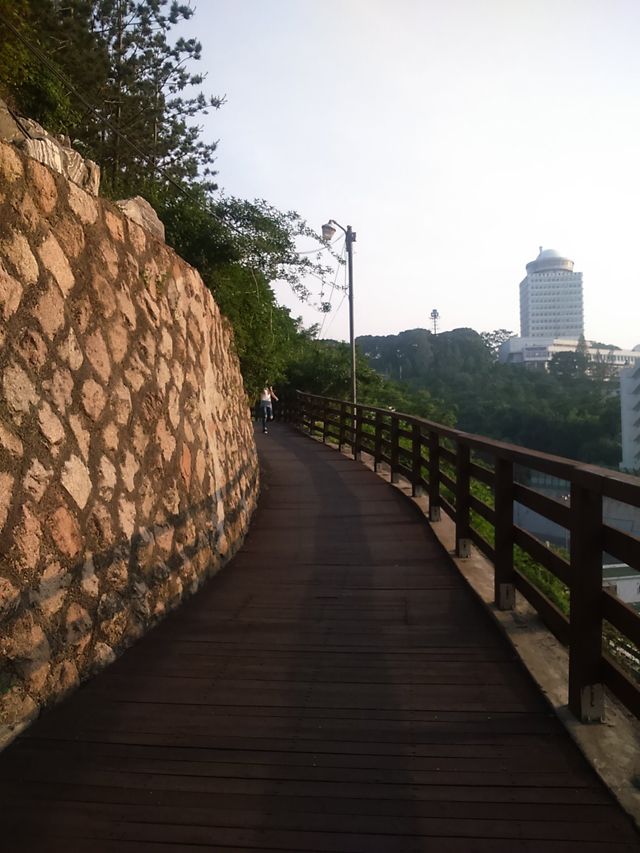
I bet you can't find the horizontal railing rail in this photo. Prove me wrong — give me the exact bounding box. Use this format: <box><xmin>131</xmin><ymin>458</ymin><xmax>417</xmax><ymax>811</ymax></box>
<box><xmin>282</xmin><ymin>391</ymin><xmax>640</xmax><ymax>724</ymax></box>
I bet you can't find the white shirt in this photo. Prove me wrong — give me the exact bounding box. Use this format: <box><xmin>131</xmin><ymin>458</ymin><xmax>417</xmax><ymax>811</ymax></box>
<box><xmin>260</xmin><ymin>388</ymin><xmax>271</xmax><ymax>402</ymax></box>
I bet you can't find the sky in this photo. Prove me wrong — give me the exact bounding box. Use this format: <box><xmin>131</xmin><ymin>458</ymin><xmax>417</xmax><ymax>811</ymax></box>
<box><xmin>179</xmin><ymin>0</ymin><xmax>639</xmax><ymax>350</ymax></box>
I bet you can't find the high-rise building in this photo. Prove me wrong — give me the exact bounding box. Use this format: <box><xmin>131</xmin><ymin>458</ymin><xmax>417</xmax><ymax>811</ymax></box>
<box><xmin>620</xmin><ymin>356</ymin><xmax>640</xmax><ymax>474</ymax></box>
<box><xmin>519</xmin><ymin>248</ymin><xmax>584</xmax><ymax>339</ymax></box>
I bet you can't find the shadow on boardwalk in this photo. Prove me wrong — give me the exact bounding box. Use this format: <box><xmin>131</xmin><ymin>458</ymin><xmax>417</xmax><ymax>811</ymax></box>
<box><xmin>0</xmin><ymin>423</ymin><xmax>638</xmax><ymax>851</ymax></box>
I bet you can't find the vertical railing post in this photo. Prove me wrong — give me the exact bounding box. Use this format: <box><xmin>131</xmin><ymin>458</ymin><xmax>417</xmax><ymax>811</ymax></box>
<box><xmin>428</xmin><ymin>431</ymin><xmax>441</xmax><ymax>521</ymax></box>
<box><xmin>411</xmin><ymin>422</ymin><xmax>423</xmax><ymax>497</ymax></box>
<box><xmin>569</xmin><ymin>481</ymin><xmax>604</xmax><ymax>722</ymax></box>
<box><xmin>339</xmin><ymin>401</ymin><xmax>346</xmax><ymax>451</ymax></box>
<box><xmin>308</xmin><ymin>396</ymin><xmax>315</xmax><ymax>436</ymax></box>
<box><xmin>322</xmin><ymin>398</ymin><xmax>329</xmax><ymax>443</ymax></box>
<box><xmin>374</xmin><ymin>410</ymin><xmax>383</xmax><ymax>472</ymax></box>
<box><xmin>390</xmin><ymin>415</ymin><xmax>400</xmax><ymax>484</ymax></box>
<box><xmin>353</xmin><ymin>404</ymin><xmax>361</xmax><ymax>461</ymax></box>
<box><xmin>455</xmin><ymin>441</ymin><xmax>471</xmax><ymax>558</ymax></box>
<box><xmin>494</xmin><ymin>457</ymin><xmax>515</xmax><ymax>610</ymax></box>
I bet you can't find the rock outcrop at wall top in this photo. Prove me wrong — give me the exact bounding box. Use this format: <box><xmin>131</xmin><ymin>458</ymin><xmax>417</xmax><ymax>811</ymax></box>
<box><xmin>0</xmin><ymin>138</ymin><xmax>259</xmax><ymax>745</ymax></box>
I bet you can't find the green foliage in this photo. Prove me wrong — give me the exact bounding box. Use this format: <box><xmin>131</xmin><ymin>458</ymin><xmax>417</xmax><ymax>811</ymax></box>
<box><xmin>480</xmin><ymin>329</ymin><xmax>513</xmax><ymax>360</ymax></box>
<box><xmin>360</xmin><ymin>327</ymin><xmax>622</xmax><ymax>467</ymax></box>
<box><xmin>548</xmin><ymin>350</ymin><xmax>589</xmax><ymax>381</ymax></box>
<box><xmin>152</xmin><ymin>185</ymin><xmax>346</xmax><ymax>399</ymax></box>
<box><xmin>85</xmin><ymin>0</ymin><xmax>224</xmax><ymax>193</ymax></box>
<box><xmin>0</xmin><ymin>4</ymin><xmax>455</xmax><ymax>422</ymax></box>
<box><xmin>0</xmin><ymin>0</ymin><xmax>85</xmax><ymax>130</ymax></box>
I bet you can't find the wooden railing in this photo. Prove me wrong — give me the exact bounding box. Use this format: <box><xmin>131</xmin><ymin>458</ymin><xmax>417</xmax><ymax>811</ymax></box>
<box><xmin>282</xmin><ymin>391</ymin><xmax>640</xmax><ymax>724</ymax></box>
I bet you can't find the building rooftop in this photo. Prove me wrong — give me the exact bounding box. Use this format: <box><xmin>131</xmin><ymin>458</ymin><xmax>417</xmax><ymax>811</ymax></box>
<box><xmin>525</xmin><ymin>247</ymin><xmax>575</xmax><ymax>274</ymax></box>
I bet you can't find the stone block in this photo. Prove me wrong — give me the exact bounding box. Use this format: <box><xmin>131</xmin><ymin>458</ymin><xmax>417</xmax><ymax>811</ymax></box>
<box><xmin>2</xmin><ymin>230</ymin><xmax>39</xmax><ymax>285</ymax></box>
<box><xmin>156</xmin><ymin>418</ymin><xmax>176</xmax><ymax>462</ymax></box>
<box><xmin>82</xmin><ymin>379</ymin><xmax>107</xmax><ymax>421</ymax></box>
<box><xmin>37</xmin><ymin>233</ymin><xmax>75</xmax><ymax>297</ymax></box>
<box><xmin>30</xmin><ymin>561</ymin><xmax>70</xmax><ymax>616</ymax></box>
<box><xmin>118</xmin><ymin>496</ymin><xmax>136</xmax><ymax>539</ymax></box>
<box><xmin>61</xmin><ymin>455</ymin><xmax>93</xmax><ymax>510</ymax></box>
<box><xmin>50</xmin><ymin>660</ymin><xmax>79</xmax><ymax>696</ymax></box>
<box><xmin>33</xmin><ymin>283</ymin><xmax>65</xmax><ymax>339</ymax></box>
<box><xmin>50</xmin><ymin>505</ymin><xmax>81</xmax><ymax>559</ymax></box>
<box><xmin>116</xmin><ymin>287</ymin><xmax>137</xmax><ymax>330</ymax></box>
<box><xmin>102</xmin><ymin>422</ymin><xmax>119</xmax><ymax>453</ymax></box>
<box><xmin>37</xmin><ymin>402</ymin><xmax>65</xmax><ymax>449</ymax></box>
<box><xmin>112</xmin><ymin>381</ymin><xmax>132</xmax><ymax>426</ymax></box>
<box><xmin>107</xmin><ymin>319</ymin><xmax>129</xmax><ymax>364</ymax></box>
<box><xmin>91</xmin><ymin>272</ymin><xmax>117</xmax><ymax>318</ymax></box>
<box><xmin>0</xmin><ymin>140</ymin><xmax>24</xmax><ymax>182</ymax></box>
<box><xmin>104</xmin><ymin>209</ymin><xmax>125</xmax><ymax>242</ymax></box>
<box><xmin>180</xmin><ymin>443</ymin><xmax>192</xmax><ymax>490</ymax></box>
<box><xmin>91</xmin><ymin>642</ymin><xmax>115</xmax><ymax>671</ymax></box>
<box><xmin>1</xmin><ymin>612</ymin><xmax>51</xmax><ymax>674</ymax></box>
<box><xmin>67</xmin><ymin>182</ymin><xmax>98</xmax><ymax>225</ymax></box>
<box><xmin>66</xmin><ymin>603</ymin><xmax>92</xmax><ymax>652</ymax></box>
<box><xmin>121</xmin><ymin>450</ymin><xmax>139</xmax><ymax>493</ymax></box>
<box><xmin>55</xmin><ymin>217</ymin><xmax>85</xmax><ymax>260</ymax></box>
<box><xmin>116</xmin><ymin>197</ymin><xmax>165</xmax><ymax>242</ymax></box>
<box><xmin>44</xmin><ymin>366</ymin><xmax>73</xmax><ymax>416</ymax></box>
<box><xmin>87</xmin><ymin>502</ymin><xmax>114</xmax><ymax>550</ymax></box>
<box><xmin>98</xmin><ymin>455</ymin><xmax>117</xmax><ymax>501</ymax></box>
<box><xmin>0</xmin><ymin>260</ymin><xmax>23</xmax><ymax>320</ymax></box>
<box><xmin>17</xmin><ymin>328</ymin><xmax>47</xmax><ymax>370</ymax></box>
<box><xmin>69</xmin><ymin>414</ymin><xmax>91</xmax><ymax>461</ymax></box>
<box><xmin>17</xmin><ymin>129</ymin><xmax>99</xmax><ymax>195</ymax></box>
<box><xmin>0</xmin><ymin>422</ymin><xmax>23</xmax><ymax>457</ymax></box>
<box><xmin>23</xmin><ymin>459</ymin><xmax>53</xmax><ymax>503</ymax></box>
<box><xmin>106</xmin><ymin>560</ymin><xmax>129</xmax><ymax>593</ymax></box>
<box><xmin>127</xmin><ymin>220</ymin><xmax>147</xmax><ymax>255</ymax></box>
<box><xmin>26</xmin><ymin>155</ymin><xmax>58</xmax><ymax>214</ymax></box>
<box><xmin>3</xmin><ymin>363</ymin><xmax>38</xmax><ymax>415</ymax></box>
<box><xmin>99</xmin><ymin>240</ymin><xmax>119</xmax><ymax>280</ymax></box>
<box><xmin>0</xmin><ymin>471</ymin><xmax>14</xmax><ymax>534</ymax></box>
<box><xmin>81</xmin><ymin>554</ymin><xmax>99</xmax><ymax>598</ymax></box>
<box><xmin>57</xmin><ymin>328</ymin><xmax>84</xmax><ymax>371</ymax></box>
<box><xmin>85</xmin><ymin>329</ymin><xmax>112</xmax><ymax>383</ymax></box>
<box><xmin>123</xmin><ymin>356</ymin><xmax>149</xmax><ymax>393</ymax></box>
<box><xmin>0</xmin><ymin>576</ymin><xmax>20</xmax><ymax>619</ymax></box>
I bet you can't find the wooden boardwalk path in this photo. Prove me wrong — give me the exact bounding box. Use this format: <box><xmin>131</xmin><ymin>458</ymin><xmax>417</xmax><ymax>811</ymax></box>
<box><xmin>1</xmin><ymin>423</ymin><xmax>639</xmax><ymax>851</ymax></box>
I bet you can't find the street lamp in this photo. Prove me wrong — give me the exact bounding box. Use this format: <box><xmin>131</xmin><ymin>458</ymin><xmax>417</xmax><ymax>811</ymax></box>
<box><xmin>322</xmin><ymin>219</ymin><xmax>357</xmax><ymax>403</ymax></box>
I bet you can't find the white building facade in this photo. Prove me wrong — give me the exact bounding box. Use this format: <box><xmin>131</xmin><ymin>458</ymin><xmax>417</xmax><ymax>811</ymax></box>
<box><xmin>620</xmin><ymin>357</ymin><xmax>640</xmax><ymax>474</ymax></box>
<box><xmin>519</xmin><ymin>248</ymin><xmax>584</xmax><ymax>338</ymax></box>
<box><xmin>499</xmin><ymin>337</ymin><xmax>640</xmax><ymax>371</ymax></box>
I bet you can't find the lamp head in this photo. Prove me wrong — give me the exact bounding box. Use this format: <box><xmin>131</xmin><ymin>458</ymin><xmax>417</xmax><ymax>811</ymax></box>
<box><xmin>321</xmin><ymin>221</ymin><xmax>336</xmax><ymax>242</ymax></box>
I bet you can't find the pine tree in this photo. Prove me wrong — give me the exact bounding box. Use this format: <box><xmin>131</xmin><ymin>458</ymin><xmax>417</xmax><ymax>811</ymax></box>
<box><xmin>88</xmin><ymin>0</ymin><xmax>224</xmax><ymax>194</ymax></box>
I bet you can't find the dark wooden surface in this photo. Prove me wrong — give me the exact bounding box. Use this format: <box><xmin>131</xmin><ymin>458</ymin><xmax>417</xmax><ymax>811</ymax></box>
<box><xmin>0</xmin><ymin>423</ymin><xmax>639</xmax><ymax>851</ymax></box>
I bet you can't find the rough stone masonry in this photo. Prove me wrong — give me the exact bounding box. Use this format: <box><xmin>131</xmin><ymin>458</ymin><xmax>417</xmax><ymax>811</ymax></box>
<box><xmin>0</xmin><ymin>139</ymin><xmax>259</xmax><ymax>743</ymax></box>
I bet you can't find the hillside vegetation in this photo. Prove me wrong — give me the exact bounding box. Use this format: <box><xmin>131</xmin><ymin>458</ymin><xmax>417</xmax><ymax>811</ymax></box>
<box><xmin>0</xmin><ymin>0</ymin><xmax>452</xmax><ymax>422</ymax></box>
<box><xmin>358</xmin><ymin>327</ymin><xmax>621</xmax><ymax>466</ymax></box>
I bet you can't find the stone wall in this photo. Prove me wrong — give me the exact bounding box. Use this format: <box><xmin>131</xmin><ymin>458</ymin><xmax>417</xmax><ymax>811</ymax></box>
<box><xmin>0</xmin><ymin>140</ymin><xmax>259</xmax><ymax>742</ymax></box>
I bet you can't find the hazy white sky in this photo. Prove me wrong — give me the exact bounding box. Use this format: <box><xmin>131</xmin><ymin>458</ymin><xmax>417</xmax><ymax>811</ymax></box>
<box><xmin>181</xmin><ymin>0</ymin><xmax>639</xmax><ymax>350</ymax></box>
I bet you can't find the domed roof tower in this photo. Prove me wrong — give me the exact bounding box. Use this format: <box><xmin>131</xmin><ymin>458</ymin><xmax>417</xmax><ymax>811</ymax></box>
<box><xmin>519</xmin><ymin>247</ymin><xmax>584</xmax><ymax>339</ymax></box>
<box><xmin>526</xmin><ymin>247</ymin><xmax>575</xmax><ymax>275</ymax></box>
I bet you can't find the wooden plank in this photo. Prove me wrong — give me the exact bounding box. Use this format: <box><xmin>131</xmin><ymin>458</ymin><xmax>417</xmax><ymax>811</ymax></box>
<box><xmin>3</xmin><ymin>798</ymin><xmax>638</xmax><ymax>844</ymax></box>
<box><xmin>0</xmin><ymin>422</ymin><xmax>637</xmax><ymax>850</ymax></box>
<box><xmin>0</xmin><ymin>778</ymin><xmax>628</xmax><ymax>823</ymax></box>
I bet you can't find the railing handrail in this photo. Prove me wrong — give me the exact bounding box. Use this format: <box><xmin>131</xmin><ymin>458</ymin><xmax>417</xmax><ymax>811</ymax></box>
<box><xmin>294</xmin><ymin>390</ymin><xmax>640</xmax><ymax>508</ymax></box>
<box><xmin>286</xmin><ymin>390</ymin><xmax>640</xmax><ymax>725</ymax></box>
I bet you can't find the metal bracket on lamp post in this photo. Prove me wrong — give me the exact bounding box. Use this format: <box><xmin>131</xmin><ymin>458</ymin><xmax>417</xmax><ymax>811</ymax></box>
<box><xmin>322</xmin><ymin>219</ymin><xmax>357</xmax><ymax>404</ymax></box>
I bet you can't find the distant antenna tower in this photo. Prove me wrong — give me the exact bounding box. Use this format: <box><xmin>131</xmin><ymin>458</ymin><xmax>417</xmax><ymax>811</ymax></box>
<box><xmin>430</xmin><ymin>309</ymin><xmax>440</xmax><ymax>335</ymax></box>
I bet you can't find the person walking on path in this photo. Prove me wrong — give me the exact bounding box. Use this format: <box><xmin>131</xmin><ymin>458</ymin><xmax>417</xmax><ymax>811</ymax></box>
<box><xmin>260</xmin><ymin>382</ymin><xmax>278</xmax><ymax>433</ymax></box>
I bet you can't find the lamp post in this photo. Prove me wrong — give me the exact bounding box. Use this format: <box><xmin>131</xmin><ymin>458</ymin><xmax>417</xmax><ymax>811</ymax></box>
<box><xmin>322</xmin><ymin>219</ymin><xmax>357</xmax><ymax>403</ymax></box>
